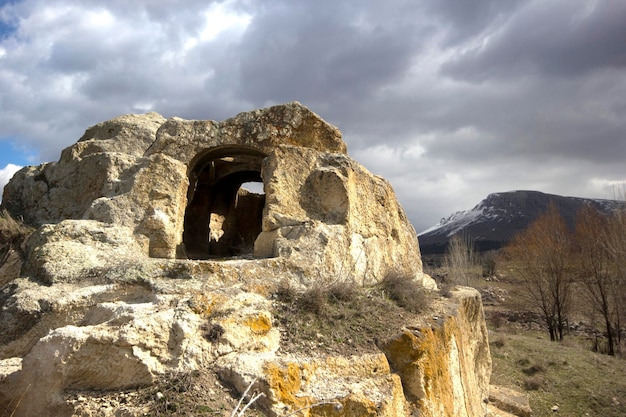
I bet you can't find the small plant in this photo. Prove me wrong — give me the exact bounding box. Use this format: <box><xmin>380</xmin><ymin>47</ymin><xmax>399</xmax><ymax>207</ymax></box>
<box><xmin>202</xmin><ymin>323</ymin><xmax>225</xmax><ymax>342</ymax></box>
<box><xmin>378</xmin><ymin>271</ymin><xmax>430</xmax><ymax>313</ymax></box>
<box><xmin>522</xmin><ymin>362</ymin><xmax>545</xmax><ymax>376</ymax></box>
<box><xmin>491</xmin><ymin>336</ymin><xmax>506</xmax><ymax>348</ymax></box>
<box><xmin>0</xmin><ymin>210</ymin><xmax>33</xmax><ymax>267</ymax></box>
<box><xmin>438</xmin><ymin>281</ymin><xmax>454</xmax><ymax>298</ymax></box>
<box><xmin>147</xmin><ymin>371</ymin><xmax>196</xmax><ymax>415</ymax></box>
<box><xmin>273</xmin><ymin>279</ymin><xmax>298</xmax><ymax>303</ymax></box>
<box><xmin>523</xmin><ymin>375</ymin><xmax>543</xmax><ymax>391</ymax></box>
<box><xmin>299</xmin><ymin>280</ymin><xmax>358</xmax><ymax>317</ymax></box>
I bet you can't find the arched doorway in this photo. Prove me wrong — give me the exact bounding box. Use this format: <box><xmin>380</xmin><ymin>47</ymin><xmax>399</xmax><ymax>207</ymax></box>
<box><xmin>183</xmin><ymin>146</ymin><xmax>266</xmax><ymax>259</ymax></box>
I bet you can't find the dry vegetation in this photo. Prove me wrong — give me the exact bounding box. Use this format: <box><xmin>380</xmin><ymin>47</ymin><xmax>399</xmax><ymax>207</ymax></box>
<box><xmin>426</xmin><ymin>201</ymin><xmax>626</xmax><ymax>417</ymax></box>
<box><xmin>0</xmin><ymin>210</ymin><xmax>33</xmax><ymax>265</ymax></box>
<box><xmin>271</xmin><ymin>273</ymin><xmax>435</xmax><ymax>356</ymax></box>
<box><xmin>429</xmin><ymin>259</ymin><xmax>626</xmax><ymax>417</ymax></box>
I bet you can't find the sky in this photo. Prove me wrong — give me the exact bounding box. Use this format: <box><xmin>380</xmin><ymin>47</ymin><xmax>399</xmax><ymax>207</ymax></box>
<box><xmin>1</xmin><ymin>0</ymin><xmax>625</xmax><ymax>233</ymax></box>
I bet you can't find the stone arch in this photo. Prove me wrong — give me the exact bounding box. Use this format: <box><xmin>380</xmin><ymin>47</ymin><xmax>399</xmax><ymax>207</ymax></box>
<box><xmin>183</xmin><ymin>146</ymin><xmax>267</xmax><ymax>259</ymax></box>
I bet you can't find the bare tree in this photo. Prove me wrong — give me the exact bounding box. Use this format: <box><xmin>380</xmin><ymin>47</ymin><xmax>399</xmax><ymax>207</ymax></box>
<box><xmin>444</xmin><ymin>232</ymin><xmax>477</xmax><ymax>286</ymax></box>
<box><xmin>504</xmin><ymin>203</ymin><xmax>573</xmax><ymax>341</ymax></box>
<box><xmin>573</xmin><ymin>205</ymin><xmax>620</xmax><ymax>355</ymax></box>
<box><xmin>603</xmin><ymin>200</ymin><xmax>626</xmax><ymax>350</ymax></box>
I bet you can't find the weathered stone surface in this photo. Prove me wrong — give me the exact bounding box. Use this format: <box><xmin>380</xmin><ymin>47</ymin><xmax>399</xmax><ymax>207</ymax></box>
<box><xmin>381</xmin><ymin>287</ymin><xmax>492</xmax><ymax>417</ymax></box>
<box><xmin>217</xmin><ymin>352</ymin><xmax>408</xmax><ymax>417</ymax></box>
<box><xmin>257</xmin><ymin>145</ymin><xmax>425</xmax><ymax>286</ymax></box>
<box><xmin>488</xmin><ymin>385</ymin><xmax>533</xmax><ymax>417</ymax></box>
<box><xmin>0</xmin><ymin>103</ymin><xmax>489</xmax><ymax>416</ymax></box>
<box><xmin>0</xmin><ymin>302</ymin><xmax>205</xmax><ymax>417</ymax></box>
<box><xmin>2</xmin><ymin>102</ymin><xmax>429</xmax><ymax>286</ymax></box>
<box><xmin>1</xmin><ymin>110</ymin><xmax>165</xmax><ymax>227</ymax></box>
<box><xmin>23</xmin><ymin>220</ymin><xmax>148</xmax><ymax>283</ymax></box>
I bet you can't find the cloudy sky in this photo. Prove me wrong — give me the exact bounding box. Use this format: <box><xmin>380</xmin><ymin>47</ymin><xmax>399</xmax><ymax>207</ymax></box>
<box><xmin>1</xmin><ymin>0</ymin><xmax>625</xmax><ymax>233</ymax></box>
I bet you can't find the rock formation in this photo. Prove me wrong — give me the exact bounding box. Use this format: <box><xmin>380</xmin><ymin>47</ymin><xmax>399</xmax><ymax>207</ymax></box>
<box><xmin>0</xmin><ymin>102</ymin><xmax>491</xmax><ymax>416</ymax></box>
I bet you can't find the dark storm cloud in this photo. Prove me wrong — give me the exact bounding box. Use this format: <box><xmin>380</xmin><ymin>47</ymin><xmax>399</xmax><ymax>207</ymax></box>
<box><xmin>441</xmin><ymin>1</ymin><xmax>626</xmax><ymax>81</ymax></box>
<box><xmin>422</xmin><ymin>75</ymin><xmax>626</xmax><ymax>164</ymax></box>
<box><xmin>0</xmin><ymin>0</ymin><xmax>625</xmax><ymax>232</ymax></box>
<box><xmin>235</xmin><ymin>1</ymin><xmax>426</xmax><ymax>106</ymax></box>
<box><xmin>426</xmin><ymin>0</ymin><xmax>525</xmax><ymax>46</ymax></box>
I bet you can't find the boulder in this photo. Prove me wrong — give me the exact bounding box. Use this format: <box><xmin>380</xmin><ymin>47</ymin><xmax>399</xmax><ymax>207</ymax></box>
<box><xmin>217</xmin><ymin>352</ymin><xmax>408</xmax><ymax>416</ymax></box>
<box><xmin>488</xmin><ymin>385</ymin><xmax>533</xmax><ymax>417</ymax></box>
<box><xmin>2</xmin><ymin>102</ymin><xmax>429</xmax><ymax>287</ymax></box>
<box><xmin>0</xmin><ymin>102</ymin><xmax>489</xmax><ymax>416</ymax></box>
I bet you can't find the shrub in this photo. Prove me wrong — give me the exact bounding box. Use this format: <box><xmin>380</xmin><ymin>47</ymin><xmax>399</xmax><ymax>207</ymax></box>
<box><xmin>300</xmin><ymin>283</ymin><xmax>329</xmax><ymax>315</ymax></box>
<box><xmin>379</xmin><ymin>271</ymin><xmax>430</xmax><ymax>313</ymax></box>
<box><xmin>299</xmin><ymin>280</ymin><xmax>358</xmax><ymax>317</ymax></box>
<box><xmin>523</xmin><ymin>375</ymin><xmax>543</xmax><ymax>391</ymax></box>
<box><xmin>273</xmin><ymin>279</ymin><xmax>298</xmax><ymax>303</ymax></box>
<box><xmin>0</xmin><ymin>210</ymin><xmax>34</xmax><ymax>266</ymax></box>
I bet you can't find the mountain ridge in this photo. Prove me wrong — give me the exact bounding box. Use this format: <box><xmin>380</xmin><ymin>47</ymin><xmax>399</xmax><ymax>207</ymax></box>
<box><xmin>418</xmin><ymin>190</ymin><xmax>624</xmax><ymax>255</ymax></box>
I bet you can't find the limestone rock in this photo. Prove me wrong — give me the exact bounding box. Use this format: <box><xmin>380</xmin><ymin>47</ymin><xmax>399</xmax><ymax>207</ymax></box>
<box><xmin>0</xmin><ymin>301</ymin><xmax>206</xmax><ymax>417</ymax></box>
<box><xmin>0</xmin><ymin>102</ymin><xmax>489</xmax><ymax>416</ymax></box>
<box><xmin>2</xmin><ymin>101</ymin><xmax>429</xmax><ymax>287</ymax></box>
<box><xmin>488</xmin><ymin>385</ymin><xmax>533</xmax><ymax>417</ymax></box>
<box><xmin>217</xmin><ymin>352</ymin><xmax>408</xmax><ymax>417</ymax></box>
<box><xmin>380</xmin><ymin>287</ymin><xmax>492</xmax><ymax>417</ymax></box>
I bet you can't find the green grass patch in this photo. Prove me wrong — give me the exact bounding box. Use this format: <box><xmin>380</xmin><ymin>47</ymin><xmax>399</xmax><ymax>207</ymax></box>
<box><xmin>489</xmin><ymin>328</ymin><xmax>626</xmax><ymax>417</ymax></box>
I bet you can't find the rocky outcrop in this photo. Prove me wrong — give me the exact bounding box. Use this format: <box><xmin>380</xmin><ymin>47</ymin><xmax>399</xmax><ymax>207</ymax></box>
<box><xmin>3</xmin><ymin>102</ymin><xmax>426</xmax><ymax>286</ymax></box>
<box><xmin>382</xmin><ymin>288</ymin><xmax>492</xmax><ymax>417</ymax></box>
<box><xmin>0</xmin><ymin>103</ymin><xmax>490</xmax><ymax>416</ymax></box>
<box><xmin>217</xmin><ymin>287</ymin><xmax>490</xmax><ymax>417</ymax></box>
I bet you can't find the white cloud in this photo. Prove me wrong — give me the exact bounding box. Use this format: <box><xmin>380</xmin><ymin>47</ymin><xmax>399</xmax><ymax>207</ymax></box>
<box><xmin>0</xmin><ymin>164</ymin><xmax>22</xmax><ymax>200</ymax></box>
<box><xmin>198</xmin><ymin>1</ymin><xmax>251</xmax><ymax>43</ymax></box>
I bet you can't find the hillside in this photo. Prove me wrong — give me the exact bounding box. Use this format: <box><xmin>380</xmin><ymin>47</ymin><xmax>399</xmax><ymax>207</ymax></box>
<box><xmin>418</xmin><ymin>190</ymin><xmax>623</xmax><ymax>255</ymax></box>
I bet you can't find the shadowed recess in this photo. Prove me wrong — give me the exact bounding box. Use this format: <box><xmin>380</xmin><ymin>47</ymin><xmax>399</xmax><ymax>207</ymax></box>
<box><xmin>183</xmin><ymin>146</ymin><xmax>267</xmax><ymax>259</ymax></box>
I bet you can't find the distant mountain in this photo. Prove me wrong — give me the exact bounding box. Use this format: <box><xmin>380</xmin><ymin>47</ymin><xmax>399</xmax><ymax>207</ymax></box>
<box><xmin>418</xmin><ymin>190</ymin><xmax>624</xmax><ymax>255</ymax></box>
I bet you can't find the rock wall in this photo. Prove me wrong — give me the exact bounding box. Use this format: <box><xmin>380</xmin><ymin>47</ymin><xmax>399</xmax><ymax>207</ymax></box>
<box><xmin>0</xmin><ymin>103</ymin><xmax>490</xmax><ymax>416</ymax></box>
<box><xmin>381</xmin><ymin>288</ymin><xmax>492</xmax><ymax>417</ymax></box>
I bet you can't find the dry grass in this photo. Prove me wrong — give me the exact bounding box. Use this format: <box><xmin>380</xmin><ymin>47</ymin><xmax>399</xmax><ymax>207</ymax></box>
<box><xmin>0</xmin><ymin>210</ymin><xmax>32</xmax><ymax>241</ymax></box>
<box><xmin>0</xmin><ymin>210</ymin><xmax>33</xmax><ymax>265</ymax></box>
<box><xmin>67</xmin><ymin>369</ymin><xmax>265</xmax><ymax>417</ymax></box>
<box><xmin>378</xmin><ymin>271</ymin><xmax>431</xmax><ymax>313</ymax></box>
<box><xmin>271</xmin><ymin>277</ymin><xmax>435</xmax><ymax>356</ymax></box>
<box><xmin>298</xmin><ymin>280</ymin><xmax>358</xmax><ymax>317</ymax></box>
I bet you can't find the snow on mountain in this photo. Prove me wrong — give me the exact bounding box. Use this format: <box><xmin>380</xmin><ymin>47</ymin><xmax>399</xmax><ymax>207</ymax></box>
<box><xmin>418</xmin><ymin>190</ymin><xmax>624</xmax><ymax>254</ymax></box>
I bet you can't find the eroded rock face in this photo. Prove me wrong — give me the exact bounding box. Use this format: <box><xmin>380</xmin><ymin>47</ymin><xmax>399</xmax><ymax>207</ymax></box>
<box><xmin>381</xmin><ymin>287</ymin><xmax>492</xmax><ymax>417</ymax></box>
<box><xmin>0</xmin><ymin>103</ymin><xmax>489</xmax><ymax>416</ymax></box>
<box><xmin>2</xmin><ymin>102</ymin><xmax>426</xmax><ymax>287</ymax></box>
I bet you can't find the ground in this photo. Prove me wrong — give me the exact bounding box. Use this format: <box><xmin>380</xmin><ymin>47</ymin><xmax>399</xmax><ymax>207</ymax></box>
<box><xmin>477</xmin><ymin>275</ymin><xmax>626</xmax><ymax>417</ymax></box>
